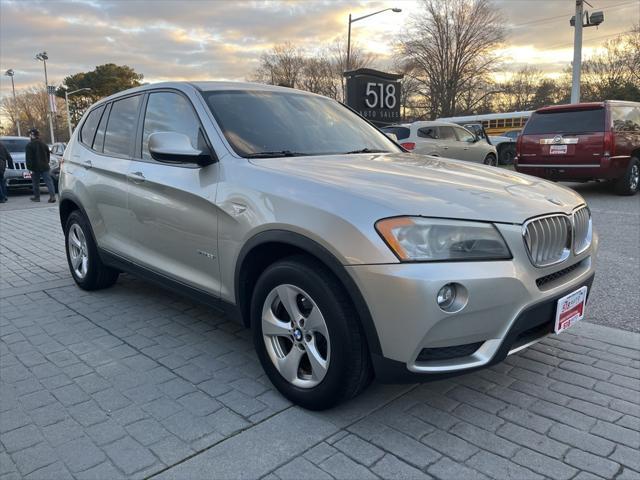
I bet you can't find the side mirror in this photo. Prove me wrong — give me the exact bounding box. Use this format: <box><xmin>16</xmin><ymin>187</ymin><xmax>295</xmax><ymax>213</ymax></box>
<box><xmin>385</xmin><ymin>132</ymin><xmax>398</xmax><ymax>142</ymax></box>
<box><xmin>148</xmin><ymin>132</ymin><xmax>214</xmax><ymax>166</ymax></box>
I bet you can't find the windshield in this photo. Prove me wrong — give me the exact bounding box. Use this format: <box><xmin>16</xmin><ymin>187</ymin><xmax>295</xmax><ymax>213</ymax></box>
<box><xmin>2</xmin><ymin>139</ymin><xmax>29</xmax><ymax>153</ymax></box>
<box><xmin>524</xmin><ymin>108</ymin><xmax>605</xmax><ymax>135</ymax></box>
<box><xmin>203</xmin><ymin>90</ymin><xmax>400</xmax><ymax>157</ymax></box>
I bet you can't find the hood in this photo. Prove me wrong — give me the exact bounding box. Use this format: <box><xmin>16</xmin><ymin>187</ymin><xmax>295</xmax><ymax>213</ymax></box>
<box><xmin>250</xmin><ymin>153</ymin><xmax>585</xmax><ymax>224</ymax></box>
<box><xmin>8</xmin><ymin>152</ymin><xmax>26</xmax><ymax>164</ymax></box>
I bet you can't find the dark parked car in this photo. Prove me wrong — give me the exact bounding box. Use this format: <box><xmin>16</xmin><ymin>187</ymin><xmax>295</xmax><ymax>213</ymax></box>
<box><xmin>515</xmin><ymin>101</ymin><xmax>640</xmax><ymax>195</ymax></box>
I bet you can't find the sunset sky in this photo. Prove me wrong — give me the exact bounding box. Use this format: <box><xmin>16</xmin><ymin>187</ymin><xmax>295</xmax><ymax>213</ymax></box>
<box><xmin>0</xmin><ymin>0</ymin><xmax>638</xmax><ymax>95</ymax></box>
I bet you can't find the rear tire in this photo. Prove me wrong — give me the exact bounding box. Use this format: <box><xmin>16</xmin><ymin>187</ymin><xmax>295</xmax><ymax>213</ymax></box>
<box><xmin>483</xmin><ymin>153</ymin><xmax>498</xmax><ymax>167</ymax></box>
<box><xmin>64</xmin><ymin>210</ymin><xmax>119</xmax><ymax>290</ymax></box>
<box><xmin>614</xmin><ymin>157</ymin><xmax>639</xmax><ymax>196</ymax></box>
<box><xmin>251</xmin><ymin>255</ymin><xmax>372</xmax><ymax>410</ymax></box>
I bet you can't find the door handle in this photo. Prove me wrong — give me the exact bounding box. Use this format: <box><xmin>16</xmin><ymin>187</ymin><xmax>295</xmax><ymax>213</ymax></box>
<box><xmin>83</xmin><ymin>160</ymin><xmax>92</xmax><ymax>169</ymax></box>
<box><xmin>127</xmin><ymin>171</ymin><xmax>146</xmax><ymax>183</ymax></box>
<box><xmin>442</xmin><ymin>146</ymin><xmax>449</xmax><ymax>150</ymax></box>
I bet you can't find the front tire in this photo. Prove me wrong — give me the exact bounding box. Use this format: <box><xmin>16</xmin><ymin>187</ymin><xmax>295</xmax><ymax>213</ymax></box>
<box><xmin>251</xmin><ymin>255</ymin><xmax>372</xmax><ymax>410</ymax></box>
<box><xmin>64</xmin><ymin>211</ymin><xmax>119</xmax><ymax>290</ymax></box>
<box><xmin>483</xmin><ymin>153</ymin><xmax>498</xmax><ymax>167</ymax></box>
<box><xmin>614</xmin><ymin>157</ymin><xmax>639</xmax><ymax>195</ymax></box>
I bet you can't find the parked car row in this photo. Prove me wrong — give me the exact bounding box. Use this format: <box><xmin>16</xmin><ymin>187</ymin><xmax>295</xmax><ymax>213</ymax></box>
<box><xmin>58</xmin><ymin>81</ymin><xmax>598</xmax><ymax>410</ymax></box>
<box><xmin>384</xmin><ymin>100</ymin><xmax>639</xmax><ymax>196</ymax></box>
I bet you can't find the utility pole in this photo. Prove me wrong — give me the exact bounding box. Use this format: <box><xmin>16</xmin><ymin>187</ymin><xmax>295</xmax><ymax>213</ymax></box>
<box><xmin>4</xmin><ymin>69</ymin><xmax>21</xmax><ymax>136</ymax></box>
<box><xmin>570</xmin><ymin>1</ymin><xmax>604</xmax><ymax>104</ymax></box>
<box><xmin>570</xmin><ymin>1</ymin><xmax>584</xmax><ymax>104</ymax></box>
<box><xmin>36</xmin><ymin>51</ymin><xmax>55</xmax><ymax>143</ymax></box>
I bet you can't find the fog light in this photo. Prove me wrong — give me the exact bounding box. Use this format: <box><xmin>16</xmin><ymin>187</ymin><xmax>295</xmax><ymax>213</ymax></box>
<box><xmin>436</xmin><ymin>283</ymin><xmax>468</xmax><ymax>313</ymax></box>
<box><xmin>437</xmin><ymin>284</ymin><xmax>456</xmax><ymax>309</ymax></box>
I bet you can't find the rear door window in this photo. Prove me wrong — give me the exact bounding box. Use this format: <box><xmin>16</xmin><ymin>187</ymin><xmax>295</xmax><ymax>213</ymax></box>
<box><xmin>103</xmin><ymin>95</ymin><xmax>141</xmax><ymax>157</ymax></box>
<box><xmin>524</xmin><ymin>109</ymin><xmax>605</xmax><ymax>134</ymax></box>
<box><xmin>80</xmin><ymin>106</ymin><xmax>105</xmax><ymax>147</ymax></box>
<box><xmin>417</xmin><ymin>127</ymin><xmax>437</xmax><ymax>138</ymax></box>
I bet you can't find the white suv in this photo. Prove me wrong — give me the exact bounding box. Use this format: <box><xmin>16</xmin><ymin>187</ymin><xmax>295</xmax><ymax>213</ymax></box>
<box><xmin>59</xmin><ymin>82</ymin><xmax>597</xmax><ymax>409</ymax></box>
<box><xmin>381</xmin><ymin>121</ymin><xmax>498</xmax><ymax>165</ymax></box>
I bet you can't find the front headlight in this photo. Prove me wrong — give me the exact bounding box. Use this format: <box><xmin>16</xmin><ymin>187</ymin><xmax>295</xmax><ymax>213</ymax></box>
<box><xmin>49</xmin><ymin>158</ymin><xmax>59</xmax><ymax>169</ymax></box>
<box><xmin>375</xmin><ymin>217</ymin><xmax>511</xmax><ymax>262</ymax></box>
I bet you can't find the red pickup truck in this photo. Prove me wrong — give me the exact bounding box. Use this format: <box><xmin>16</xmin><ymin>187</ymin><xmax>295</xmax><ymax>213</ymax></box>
<box><xmin>515</xmin><ymin>101</ymin><xmax>640</xmax><ymax>195</ymax></box>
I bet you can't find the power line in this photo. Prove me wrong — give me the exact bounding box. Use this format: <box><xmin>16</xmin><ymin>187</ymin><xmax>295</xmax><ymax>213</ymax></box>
<box><xmin>545</xmin><ymin>29</ymin><xmax>632</xmax><ymax>49</ymax></box>
<box><xmin>509</xmin><ymin>1</ymin><xmax>638</xmax><ymax>28</ymax></box>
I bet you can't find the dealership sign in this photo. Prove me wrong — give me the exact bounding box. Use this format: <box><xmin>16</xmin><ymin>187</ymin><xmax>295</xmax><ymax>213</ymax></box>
<box><xmin>344</xmin><ymin>68</ymin><xmax>403</xmax><ymax>127</ymax></box>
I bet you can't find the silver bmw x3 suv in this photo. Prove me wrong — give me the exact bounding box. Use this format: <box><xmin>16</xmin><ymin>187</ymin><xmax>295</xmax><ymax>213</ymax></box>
<box><xmin>59</xmin><ymin>82</ymin><xmax>597</xmax><ymax>409</ymax></box>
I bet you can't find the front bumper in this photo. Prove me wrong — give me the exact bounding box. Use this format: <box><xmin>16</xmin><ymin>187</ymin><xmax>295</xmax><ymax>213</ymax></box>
<box><xmin>346</xmin><ymin>223</ymin><xmax>598</xmax><ymax>382</ymax></box>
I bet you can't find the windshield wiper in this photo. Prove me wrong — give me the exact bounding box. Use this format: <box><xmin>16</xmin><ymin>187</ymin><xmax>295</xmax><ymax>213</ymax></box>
<box><xmin>245</xmin><ymin>150</ymin><xmax>309</xmax><ymax>158</ymax></box>
<box><xmin>343</xmin><ymin>148</ymin><xmax>391</xmax><ymax>154</ymax></box>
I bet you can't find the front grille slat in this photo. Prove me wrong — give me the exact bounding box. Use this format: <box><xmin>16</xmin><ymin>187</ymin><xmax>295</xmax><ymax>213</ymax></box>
<box><xmin>523</xmin><ymin>214</ymin><xmax>571</xmax><ymax>267</ymax></box>
<box><xmin>573</xmin><ymin>206</ymin><xmax>592</xmax><ymax>254</ymax></box>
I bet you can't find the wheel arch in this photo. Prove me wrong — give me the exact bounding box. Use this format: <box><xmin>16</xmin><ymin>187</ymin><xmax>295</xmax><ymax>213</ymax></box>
<box><xmin>59</xmin><ymin>192</ymin><xmax>102</xmax><ymax>257</ymax></box>
<box><xmin>234</xmin><ymin>230</ymin><xmax>382</xmax><ymax>356</ymax></box>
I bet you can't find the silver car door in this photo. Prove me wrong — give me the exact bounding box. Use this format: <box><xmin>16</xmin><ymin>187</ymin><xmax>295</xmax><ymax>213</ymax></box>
<box><xmin>452</xmin><ymin>125</ymin><xmax>479</xmax><ymax>162</ymax></box>
<box><xmin>435</xmin><ymin>126</ymin><xmax>461</xmax><ymax>159</ymax></box>
<box><xmin>73</xmin><ymin>99</ymin><xmax>136</xmax><ymax>255</ymax></box>
<box><xmin>126</xmin><ymin>90</ymin><xmax>222</xmax><ymax>295</ymax></box>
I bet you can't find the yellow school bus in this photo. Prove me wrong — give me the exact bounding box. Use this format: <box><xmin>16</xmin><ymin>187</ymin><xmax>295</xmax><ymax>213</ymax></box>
<box><xmin>438</xmin><ymin>111</ymin><xmax>533</xmax><ymax>136</ymax></box>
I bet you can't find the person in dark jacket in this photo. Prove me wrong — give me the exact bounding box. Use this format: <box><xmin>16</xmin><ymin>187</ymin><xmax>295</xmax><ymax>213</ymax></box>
<box><xmin>25</xmin><ymin>128</ymin><xmax>56</xmax><ymax>203</ymax></box>
<box><xmin>0</xmin><ymin>140</ymin><xmax>13</xmax><ymax>203</ymax></box>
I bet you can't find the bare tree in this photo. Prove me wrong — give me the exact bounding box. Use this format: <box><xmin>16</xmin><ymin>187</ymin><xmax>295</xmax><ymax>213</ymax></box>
<box><xmin>578</xmin><ymin>29</ymin><xmax>640</xmax><ymax>101</ymax></box>
<box><xmin>251</xmin><ymin>40</ymin><xmax>375</xmax><ymax>101</ymax></box>
<box><xmin>494</xmin><ymin>66</ymin><xmax>543</xmax><ymax>111</ymax></box>
<box><xmin>398</xmin><ymin>0</ymin><xmax>505</xmax><ymax>118</ymax></box>
<box><xmin>0</xmin><ymin>86</ymin><xmax>68</xmax><ymax>142</ymax></box>
<box><xmin>251</xmin><ymin>42</ymin><xmax>306</xmax><ymax>88</ymax></box>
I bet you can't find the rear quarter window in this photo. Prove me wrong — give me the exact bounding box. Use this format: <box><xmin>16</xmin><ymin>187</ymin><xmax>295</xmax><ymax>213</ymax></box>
<box><xmin>611</xmin><ymin>105</ymin><xmax>640</xmax><ymax>133</ymax></box>
<box><xmin>523</xmin><ymin>108</ymin><xmax>605</xmax><ymax>135</ymax></box>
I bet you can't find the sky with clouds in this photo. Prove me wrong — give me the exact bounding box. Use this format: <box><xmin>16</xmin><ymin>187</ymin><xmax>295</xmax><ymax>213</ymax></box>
<box><xmin>0</xmin><ymin>0</ymin><xmax>638</xmax><ymax>95</ymax></box>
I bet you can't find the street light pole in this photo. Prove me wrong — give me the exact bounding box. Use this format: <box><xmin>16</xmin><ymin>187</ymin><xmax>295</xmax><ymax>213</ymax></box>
<box><xmin>64</xmin><ymin>88</ymin><xmax>91</xmax><ymax>139</ymax></box>
<box><xmin>570</xmin><ymin>1</ymin><xmax>584</xmax><ymax>104</ymax></box>
<box><xmin>346</xmin><ymin>7</ymin><xmax>402</xmax><ymax>72</ymax></box>
<box><xmin>4</xmin><ymin>69</ymin><xmax>21</xmax><ymax>136</ymax></box>
<box><xmin>36</xmin><ymin>51</ymin><xmax>55</xmax><ymax>143</ymax></box>
<box><xmin>569</xmin><ymin>1</ymin><xmax>604</xmax><ymax>104</ymax></box>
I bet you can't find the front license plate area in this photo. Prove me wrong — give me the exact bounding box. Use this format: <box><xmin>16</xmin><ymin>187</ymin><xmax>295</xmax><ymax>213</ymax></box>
<box><xmin>554</xmin><ymin>286</ymin><xmax>588</xmax><ymax>334</ymax></box>
<box><xmin>23</xmin><ymin>171</ymin><xmax>32</xmax><ymax>179</ymax></box>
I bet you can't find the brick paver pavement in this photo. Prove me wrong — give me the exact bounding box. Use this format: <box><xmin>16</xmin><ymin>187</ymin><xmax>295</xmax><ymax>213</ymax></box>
<box><xmin>1</xmin><ymin>205</ymin><xmax>639</xmax><ymax>480</ymax></box>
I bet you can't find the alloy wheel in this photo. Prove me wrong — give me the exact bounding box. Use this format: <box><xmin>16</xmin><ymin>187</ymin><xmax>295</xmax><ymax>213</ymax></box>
<box><xmin>68</xmin><ymin>223</ymin><xmax>89</xmax><ymax>279</ymax></box>
<box><xmin>261</xmin><ymin>284</ymin><xmax>330</xmax><ymax>388</ymax></box>
<box><xmin>630</xmin><ymin>164</ymin><xmax>639</xmax><ymax>192</ymax></box>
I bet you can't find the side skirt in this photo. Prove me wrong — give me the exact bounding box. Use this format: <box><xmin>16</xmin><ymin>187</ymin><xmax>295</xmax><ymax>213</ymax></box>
<box><xmin>99</xmin><ymin>248</ymin><xmax>243</xmax><ymax>324</ymax></box>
